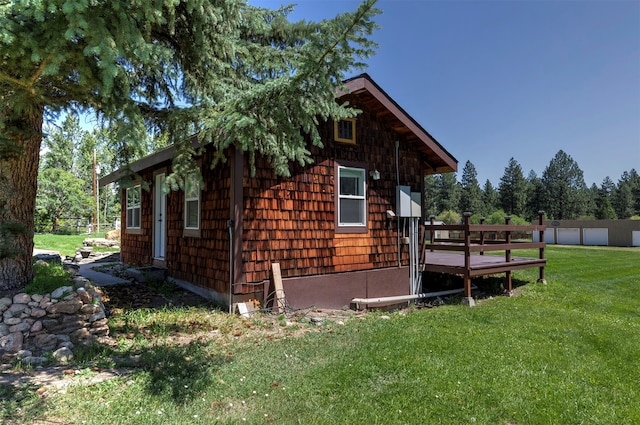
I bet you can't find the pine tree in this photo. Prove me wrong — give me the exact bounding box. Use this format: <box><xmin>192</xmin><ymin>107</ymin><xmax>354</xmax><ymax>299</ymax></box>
<box><xmin>0</xmin><ymin>0</ymin><xmax>380</xmax><ymax>290</ymax></box>
<box><xmin>481</xmin><ymin>179</ymin><xmax>499</xmax><ymax>217</ymax></box>
<box><xmin>525</xmin><ymin>170</ymin><xmax>544</xmax><ymax>221</ymax></box>
<box><xmin>541</xmin><ymin>150</ymin><xmax>588</xmax><ymax>219</ymax></box>
<box><xmin>459</xmin><ymin>160</ymin><xmax>483</xmax><ymax>214</ymax></box>
<box><xmin>498</xmin><ymin>157</ymin><xmax>527</xmax><ymax>217</ymax></box>
<box><xmin>436</xmin><ymin>173</ymin><xmax>461</xmax><ymax>214</ymax></box>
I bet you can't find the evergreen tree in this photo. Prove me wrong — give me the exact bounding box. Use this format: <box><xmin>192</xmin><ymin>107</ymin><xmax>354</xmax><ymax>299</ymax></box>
<box><xmin>0</xmin><ymin>0</ymin><xmax>380</xmax><ymax>290</ymax></box>
<box><xmin>436</xmin><ymin>173</ymin><xmax>461</xmax><ymax>214</ymax></box>
<box><xmin>41</xmin><ymin>114</ymin><xmax>82</xmax><ymax>173</ymax></box>
<box><xmin>423</xmin><ymin>174</ymin><xmax>438</xmax><ymax>217</ymax></box>
<box><xmin>459</xmin><ymin>160</ymin><xmax>483</xmax><ymax>214</ymax></box>
<box><xmin>595</xmin><ymin>177</ymin><xmax>617</xmax><ymax>219</ymax></box>
<box><xmin>541</xmin><ymin>150</ymin><xmax>588</xmax><ymax>219</ymax></box>
<box><xmin>498</xmin><ymin>157</ymin><xmax>527</xmax><ymax>217</ymax></box>
<box><xmin>613</xmin><ymin>174</ymin><xmax>635</xmax><ymax>219</ymax></box>
<box><xmin>525</xmin><ymin>170</ymin><xmax>544</xmax><ymax>221</ymax></box>
<box><xmin>481</xmin><ymin>179</ymin><xmax>499</xmax><ymax>217</ymax></box>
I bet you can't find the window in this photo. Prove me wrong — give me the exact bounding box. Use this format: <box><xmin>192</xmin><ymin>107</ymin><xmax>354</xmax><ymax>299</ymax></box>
<box><xmin>338</xmin><ymin>166</ymin><xmax>366</xmax><ymax>227</ymax></box>
<box><xmin>126</xmin><ymin>186</ymin><xmax>141</xmax><ymax>229</ymax></box>
<box><xmin>334</xmin><ymin>118</ymin><xmax>356</xmax><ymax>144</ymax></box>
<box><xmin>184</xmin><ymin>174</ymin><xmax>201</xmax><ymax>230</ymax></box>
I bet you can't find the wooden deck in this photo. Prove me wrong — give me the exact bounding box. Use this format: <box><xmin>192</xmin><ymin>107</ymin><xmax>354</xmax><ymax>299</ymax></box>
<box><xmin>422</xmin><ymin>212</ymin><xmax>548</xmax><ymax>303</ymax></box>
<box><xmin>423</xmin><ymin>252</ymin><xmax>546</xmax><ymax>277</ymax></box>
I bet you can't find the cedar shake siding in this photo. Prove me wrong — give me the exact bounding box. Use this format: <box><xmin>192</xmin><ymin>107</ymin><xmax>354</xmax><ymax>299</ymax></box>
<box><xmin>241</xmin><ymin>96</ymin><xmax>422</xmax><ymax>286</ymax></box>
<box><xmin>103</xmin><ymin>74</ymin><xmax>458</xmax><ymax>309</ymax></box>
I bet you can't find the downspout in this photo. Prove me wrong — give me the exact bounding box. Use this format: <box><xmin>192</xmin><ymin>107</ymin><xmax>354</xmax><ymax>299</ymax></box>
<box><xmin>228</xmin><ymin>219</ymin><xmax>234</xmax><ymax>314</ymax></box>
<box><xmin>395</xmin><ymin>140</ymin><xmax>400</xmax><ymax>267</ymax></box>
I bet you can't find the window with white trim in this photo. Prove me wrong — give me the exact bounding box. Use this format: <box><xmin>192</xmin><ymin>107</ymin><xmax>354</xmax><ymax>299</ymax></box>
<box><xmin>338</xmin><ymin>166</ymin><xmax>366</xmax><ymax>227</ymax></box>
<box><xmin>126</xmin><ymin>186</ymin><xmax>141</xmax><ymax>229</ymax></box>
<box><xmin>184</xmin><ymin>174</ymin><xmax>200</xmax><ymax>229</ymax></box>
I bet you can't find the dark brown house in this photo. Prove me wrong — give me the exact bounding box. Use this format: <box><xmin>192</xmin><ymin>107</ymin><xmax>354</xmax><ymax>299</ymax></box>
<box><xmin>100</xmin><ymin>74</ymin><xmax>457</xmax><ymax>310</ymax></box>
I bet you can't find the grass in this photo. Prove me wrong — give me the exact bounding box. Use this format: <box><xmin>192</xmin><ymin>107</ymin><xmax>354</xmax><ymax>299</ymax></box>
<box><xmin>33</xmin><ymin>232</ymin><xmax>119</xmax><ymax>257</ymax></box>
<box><xmin>25</xmin><ymin>262</ymin><xmax>71</xmax><ymax>294</ymax></box>
<box><xmin>3</xmin><ymin>246</ymin><xmax>639</xmax><ymax>424</ymax></box>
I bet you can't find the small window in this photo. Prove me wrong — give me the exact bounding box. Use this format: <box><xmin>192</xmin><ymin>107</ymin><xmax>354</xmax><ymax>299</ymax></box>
<box><xmin>334</xmin><ymin>118</ymin><xmax>356</xmax><ymax>144</ymax></box>
<box><xmin>126</xmin><ymin>186</ymin><xmax>141</xmax><ymax>229</ymax></box>
<box><xmin>338</xmin><ymin>166</ymin><xmax>366</xmax><ymax>227</ymax></box>
<box><xmin>184</xmin><ymin>174</ymin><xmax>200</xmax><ymax>230</ymax></box>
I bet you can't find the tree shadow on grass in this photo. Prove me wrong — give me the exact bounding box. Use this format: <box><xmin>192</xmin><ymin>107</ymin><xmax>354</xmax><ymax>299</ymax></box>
<box><xmin>134</xmin><ymin>340</ymin><xmax>231</xmax><ymax>405</ymax></box>
<box><xmin>0</xmin><ymin>383</ymin><xmax>45</xmax><ymax>424</ymax></box>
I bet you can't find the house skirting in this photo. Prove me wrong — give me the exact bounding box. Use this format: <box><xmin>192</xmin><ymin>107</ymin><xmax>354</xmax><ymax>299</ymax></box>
<box><xmin>280</xmin><ymin>267</ymin><xmax>411</xmax><ymax>310</ymax></box>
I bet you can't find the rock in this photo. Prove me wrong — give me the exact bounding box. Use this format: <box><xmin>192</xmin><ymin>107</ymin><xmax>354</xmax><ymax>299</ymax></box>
<box><xmin>22</xmin><ymin>356</ymin><xmax>47</xmax><ymax>366</ymax></box>
<box><xmin>31</xmin><ymin>294</ymin><xmax>44</xmax><ymax>303</ymax></box>
<box><xmin>51</xmin><ymin>286</ymin><xmax>74</xmax><ymax>299</ymax></box>
<box><xmin>33</xmin><ymin>334</ymin><xmax>58</xmax><ymax>351</ymax></box>
<box><xmin>56</xmin><ymin>334</ymin><xmax>71</xmax><ymax>342</ymax></box>
<box><xmin>12</xmin><ymin>293</ymin><xmax>31</xmax><ymax>304</ymax></box>
<box><xmin>30</xmin><ymin>321</ymin><xmax>43</xmax><ymax>332</ymax></box>
<box><xmin>105</xmin><ymin>229</ymin><xmax>120</xmax><ymax>240</ymax></box>
<box><xmin>89</xmin><ymin>311</ymin><xmax>106</xmax><ymax>322</ymax></box>
<box><xmin>9</xmin><ymin>322</ymin><xmax>31</xmax><ymax>333</ymax></box>
<box><xmin>33</xmin><ymin>253</ymin><xmax>61</xmax><ymax>263</ymax></box>
<box><xmin>16</xmin><ymin>350</ymin><xmax>32</xmax><ymax>359</ymax></box>
<box><xmin>52</xmin><ymin>347</ymin><xmax>74</xmax><ymax>363</ymax></box>
<box><xmin>72</xmin><ymin>277</ymin><xmax>91</xmax><ymax>288</ymax></box>
<box><xmin>0</xmin><ymin>332</ymin><xmax>24</xmax><ymax>353</ymax></box>
<box><xmin>9</xmin><ymin>303</ymin><xmax>27</xmax><ymax>315</ymax></box>
<box><xmin>80</xmin><ymin>304</ymin><xmax>99</xmax><ymax>314</ymax></box>
<box><xmin>70</xmin><ymin>328</ymin><xmax>91</xmax><ymax>340</ymax></box>
<box><xmin>0</xmin><ymin>324</ymin><xmax>8</xmax><ymax>337</ymax></box>
<box><xmin>46</xmin><ymin>299</ymin><xmax>82</xmax><ymax>314</ymax></box>
<box><xmin>83</xmin><ymin>237</ymin><xmax>119</xmax><ymax>247</ymax></box>
<box><xmin>58</xmin><ymin>341</ymin><xmax>74</xmax><ymax>350</ymax></box>
<box><xmin>2</xmin><ymin>310</ymin><xmax>12</xmax><ymax>319</ymax></box>
<box><xmin>0</xmin><ymin>298</ymin><xmax>12</xmax><ymax>308</ymax></box>
<box><xmin>30</xmin><ymin>308</ymin><xmax>47</xmax><ymax>318</ymax></box>
<box><xmin>5</xmin><ymin>317</ymin><xmax>22</xmax><ymax>326</ymax></box>
<box><xmin>41</xmin><ymin>319</ymin><xmax>59</xmax><ymax>331</ymax></box>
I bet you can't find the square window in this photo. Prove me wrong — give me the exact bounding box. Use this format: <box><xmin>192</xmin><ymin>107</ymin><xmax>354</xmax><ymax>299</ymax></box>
<box><xmin>334</xmin><ymin>118</ymin><xmax>356</xmax><ymax>144</ymax></box>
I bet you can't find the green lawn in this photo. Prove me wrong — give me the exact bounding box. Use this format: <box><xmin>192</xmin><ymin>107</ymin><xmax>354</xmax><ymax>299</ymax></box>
<box><xmin>33</xmin><ymin>233</ymin><xmax>119</xmax><ymax>257</ymax></box>
<box><xmin>3</xmin><ymin>246</ymin><xmax>639</xmax><ymax>424</ymax></box>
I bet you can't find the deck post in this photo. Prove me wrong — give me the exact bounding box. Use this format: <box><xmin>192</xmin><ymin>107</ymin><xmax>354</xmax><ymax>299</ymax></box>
<box><xmin>429</xmin><ymin>215</ymin><xmax>436</xmax><ymax>252</ymax></box>
<box><xmin>537</xmin><ymin>211</ymin><xmax>547</xmax><ymax>284</ymax></box>
<box><xmin>505</xmin><ymin>216</ymin><xmax>513</xmax><ymax>296</ymax></box>
<box><xmin>462</xmin><ymin>212</ymin><xmax>475</xmax><ymax>306</ymax></box>
<box><xmin>479</xmin><ymin>217</ymin><xmax>485</xmax><ymax>256</ymax></box>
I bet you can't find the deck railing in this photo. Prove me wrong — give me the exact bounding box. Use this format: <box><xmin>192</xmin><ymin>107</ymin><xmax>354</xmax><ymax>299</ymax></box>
<box><xmin>423</xmin><ymin>211</ymin><xmax>547</xmax><ymax>300</ymax></box>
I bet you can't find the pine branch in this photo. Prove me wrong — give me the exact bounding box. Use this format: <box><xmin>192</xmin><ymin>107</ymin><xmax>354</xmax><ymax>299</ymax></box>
<box><xmin>313</xmin><ymin>0</ymin><xmax>377</xmax><ymax>69</ymax></box>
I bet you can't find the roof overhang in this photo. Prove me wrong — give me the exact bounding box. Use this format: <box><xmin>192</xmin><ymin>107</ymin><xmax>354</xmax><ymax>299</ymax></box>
<box><xmin>341</xmin><ymin>74</ymin><xmax>457</xmax><ymax>174</ymax></box>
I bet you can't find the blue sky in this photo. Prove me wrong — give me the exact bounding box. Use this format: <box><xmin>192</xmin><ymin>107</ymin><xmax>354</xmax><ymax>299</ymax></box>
<box><xmin>252</xmin><ymin>0</ymin><xmax>640</xmax><ymax>187</ymax></box>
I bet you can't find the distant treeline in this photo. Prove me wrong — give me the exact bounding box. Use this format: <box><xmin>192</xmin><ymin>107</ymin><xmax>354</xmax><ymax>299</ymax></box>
<box><xmin>425</xmin><ymin>150</ymin><xmax>640</xmax><ymax>223</ymax></box>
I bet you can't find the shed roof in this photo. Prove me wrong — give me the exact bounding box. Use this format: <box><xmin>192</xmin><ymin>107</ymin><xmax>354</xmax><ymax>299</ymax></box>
<box><xmin>101</xmin><ymin>74</ymin><xmax>457</xmax><ymax>185</ymax></box>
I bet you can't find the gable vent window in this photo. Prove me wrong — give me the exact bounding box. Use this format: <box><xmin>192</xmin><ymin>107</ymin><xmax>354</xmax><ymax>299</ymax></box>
<box><xmin>338</xmin><ymin>166</ymin><xmax>366</xmax><ymax>227</ymax></box>
<box><xmin>126</xmin><ymin>186</ymin><xmax>141</xmax><ymax>229</ymax></box>
<box><xmin>334</xmin><ymin>118</ymin><xmax>356</xmax><ymax>144</ymax></box>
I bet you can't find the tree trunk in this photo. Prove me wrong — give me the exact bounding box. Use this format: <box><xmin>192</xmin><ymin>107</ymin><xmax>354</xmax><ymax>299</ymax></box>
<box><xmin>0</xmin><ymin>107</ymin><xmax>43</xmax><ymax>291</ymax></box>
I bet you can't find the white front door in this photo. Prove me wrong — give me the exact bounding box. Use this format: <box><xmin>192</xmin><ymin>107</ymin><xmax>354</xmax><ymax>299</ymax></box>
<box><xmin>154</xmin><ymin>173</ymin><xmax>166</xmax><ymax>259</ymax></box>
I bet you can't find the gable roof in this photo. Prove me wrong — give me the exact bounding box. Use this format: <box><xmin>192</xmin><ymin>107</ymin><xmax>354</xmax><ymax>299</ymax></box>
<box><xmin>101</xmin><ymin>74</ymin><xmax>456</xmax><ymax>185</ymax></box>
<box><xmin>342</xmin><ymin>73</ymin><xmax>457</xmax><ymax>174</ymax></box>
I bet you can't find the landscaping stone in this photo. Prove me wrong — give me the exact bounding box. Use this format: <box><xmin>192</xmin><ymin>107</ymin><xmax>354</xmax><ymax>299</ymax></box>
<box><xmin>12</xmin><ymin>293</ymin><xmax>31</xmax><ymax>304</ymax></box>
<box><xmin>53</xmin><ymin>347</ymin><xmax>74</xmax><ymax>363</ymax></box>
<box><xmin>51</xmin><ymin>286</ymin><xmax>73</xmax><ymax>299</ymax></box>
<box><xmin>0</xmin><ymin>282</ymin><xmax>110</xmax><ymax>365</ymax></box>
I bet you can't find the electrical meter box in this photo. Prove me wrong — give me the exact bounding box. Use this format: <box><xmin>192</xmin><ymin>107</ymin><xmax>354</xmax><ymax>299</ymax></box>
<box><xmin>396</xmin><ymin>186</ymin><xmax>411</xmax><ymax>217</ymax></box>
<box><xmin>411</xmin><ymin>192</ymin><xmax>422</xmax><ymax>218</ymax></box>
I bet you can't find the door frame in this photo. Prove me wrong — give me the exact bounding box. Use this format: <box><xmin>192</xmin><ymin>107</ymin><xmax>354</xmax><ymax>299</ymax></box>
<box><xmin>153</xmin><ymin>170</ymin><xmax>167</xmax><ymax>264</ymax></box>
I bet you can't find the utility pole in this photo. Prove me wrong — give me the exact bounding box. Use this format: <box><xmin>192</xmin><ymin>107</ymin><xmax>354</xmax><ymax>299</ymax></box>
<box><xmin>93</xmin><ymin>149</ymin><xmax>97</xmax><ymax>233</ymax></box>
